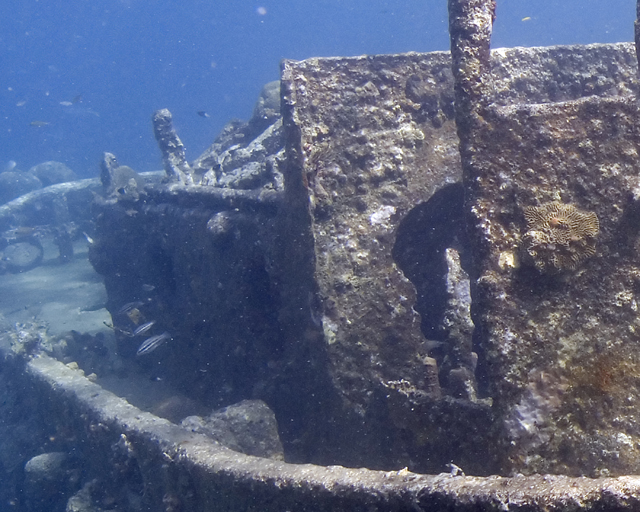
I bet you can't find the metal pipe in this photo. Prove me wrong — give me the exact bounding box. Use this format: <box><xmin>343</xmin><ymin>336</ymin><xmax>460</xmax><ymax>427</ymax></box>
<box><xmin>635</xmin><ymin>0</ymin><xmax>640</xmax><ymax>75</ymax></box>
<box><xmin>447</xmin><ymin>0</ymin><xmax>496</xmax><ymax>137</ymax></box>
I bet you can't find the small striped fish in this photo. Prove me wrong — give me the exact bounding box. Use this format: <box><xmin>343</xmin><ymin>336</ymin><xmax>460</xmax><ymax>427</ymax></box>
<box><xmin>133</xmin><ymin>321</ymin><xmax>156</xmax><ymax>336</ymax></box>
<box><xmin>117</xmin><ymin>301</ymin><xmax>144</xmax><ymax>315</ymax></box>
<box><xmin>136</xmin><ymin>332</ymin><xmax>171</xmax><ymax>356</ymax></box>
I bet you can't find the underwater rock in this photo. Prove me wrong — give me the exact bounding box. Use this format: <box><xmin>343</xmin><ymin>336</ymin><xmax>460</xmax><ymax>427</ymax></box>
<box><xmin>150</xmin><ymin>395</ymin><xmax>201</xmax><ymax>423</ymax></box>
<box><xmin>206</xmin><ymin>210</ymin><xmax>253</xmax><ymax>240</ymax></box>
<box><xmin>1</xmin><ymin>240</ymin><xmax>44</xmax><ymax>273</ymax></box>
<box><xmin>28</xmin><ymin>161</ymin><xmax>77</xmax><ymax>187</ymax></box>
<box><xmin>247</xmin><ymin>80</ymin><xmax>281</xmax><ymax>138</ymax></box>
<box><xmin>24</xmin><ymin>452</ymin><xmax>79</xmax><ymax>512</ymax></box>
<box><xmin>181</xmin><ymin>399</ymin><xmax>284</xmax><ymax>460</ymax></box>
<box><xmin>0</xmin><ymin>171</ymin><xmax>42</xmax><ymax>205</ymax></box>
<box><xmin>65</xmin><ymin>481</ymin><xmax>99</xmax><ymax>512</ymax></box>
<box><xmin>99</xmin><ymin>152</ymin><xmax>145</xmax><ymax>201</ymax></box>
<box><xmin>24</xmin><ymin>452</ymin><xmax>69</xmax><ymax>480</ymax></box>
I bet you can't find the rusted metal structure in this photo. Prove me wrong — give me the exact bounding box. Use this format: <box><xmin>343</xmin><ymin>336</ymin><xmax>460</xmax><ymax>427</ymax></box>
<box><xmin>451</xmin><ymin>0</ymin><xmax>640</xmax><ymax>476</ymax></box>
<box><xmin>5</xmin><ymin>0</ymin><xmax>640</xmax><ymax>509</ymax></box>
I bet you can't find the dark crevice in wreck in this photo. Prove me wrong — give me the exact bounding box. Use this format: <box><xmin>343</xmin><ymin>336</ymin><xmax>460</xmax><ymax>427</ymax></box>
<box><xmin>392</xmin><ymin>182</ymin><xmax>468</xmax><ymax>339</ymax></box>
<box><xmin>392</xmin><ymin>182</ymin><xmax>483</xmax><ymax>404</ymax></box>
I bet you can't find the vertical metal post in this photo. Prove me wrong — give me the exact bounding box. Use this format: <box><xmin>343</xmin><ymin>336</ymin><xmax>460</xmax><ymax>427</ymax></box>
<box><xmin>635</xmin><ymin>0</ymin><xmax>640</xmax><ymax>75</ymax></box>
<box><xmin>447</xmin><ymin>0</ymin><xmax>495</xmax><ymax>141</ymax></box>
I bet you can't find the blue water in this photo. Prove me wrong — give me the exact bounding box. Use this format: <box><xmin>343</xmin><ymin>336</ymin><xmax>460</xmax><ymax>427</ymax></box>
<box><xmin>0</xmin><ymin>0</ymin><xmax>635</xmax><ymax>178</ymax></box>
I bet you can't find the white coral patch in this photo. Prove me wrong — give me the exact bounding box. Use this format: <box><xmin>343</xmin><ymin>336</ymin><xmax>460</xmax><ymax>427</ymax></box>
<box><xmin>322</xmin><ymin>317</ymin><xmax>339</xmax><ymax>345</ymax></box>
<box><xmin>498</xmin><ymin>251</ymin><xmax>518</xmax><ymax>270</ymax></box>
<box><xmin>369</xmin><ymin>205</ymin><xmax>396</xmax><ymax>227</ymax></box>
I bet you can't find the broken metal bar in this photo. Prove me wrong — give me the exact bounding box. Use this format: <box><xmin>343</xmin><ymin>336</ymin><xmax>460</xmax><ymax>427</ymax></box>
<box><xmin>152</xmin><ymin>108</ymin><xmax>195</xmax><ymax>185</ymax></box>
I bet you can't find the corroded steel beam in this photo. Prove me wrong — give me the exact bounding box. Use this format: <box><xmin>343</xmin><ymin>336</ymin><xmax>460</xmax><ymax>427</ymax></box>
<box><xmin>5</xmin><ymin>346</ymin><xmax>640</xmax><ymax>511</ymax></box>
<box><xmin>448</xmin><ymin>0</ymin><xmax>495</xmax><ymax>137</ymax></box>
<box><xmin>636</xmin><ymin>0</ymin><xmax>640</xmax><ymax>72</ymax></box>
